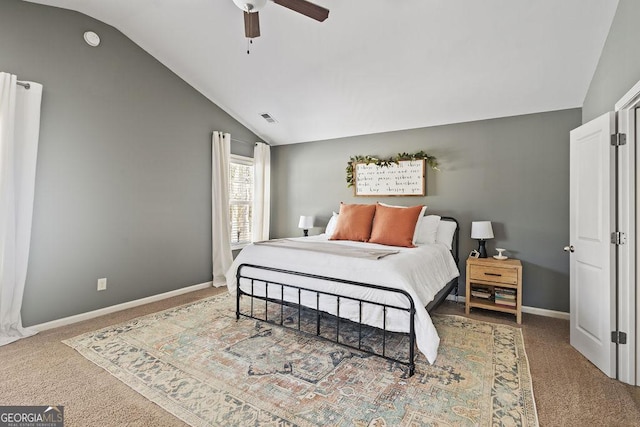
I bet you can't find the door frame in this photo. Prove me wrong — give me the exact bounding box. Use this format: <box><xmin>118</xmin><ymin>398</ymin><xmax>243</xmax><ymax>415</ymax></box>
<box><xmin>614</xmin><ymin>79</ymin><xmax>639</xmax><ymax>386</ymax></box>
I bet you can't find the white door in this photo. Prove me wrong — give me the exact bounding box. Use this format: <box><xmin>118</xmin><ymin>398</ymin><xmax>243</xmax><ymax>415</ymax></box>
<box><xmin>569</xmin><ymin>112</ymin><xmax>616</xmax><ymax>378</ymax></box>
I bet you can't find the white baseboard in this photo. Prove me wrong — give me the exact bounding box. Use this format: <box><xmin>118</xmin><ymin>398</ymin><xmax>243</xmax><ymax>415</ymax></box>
<box><xmin>521</xmin><ymin>305</ymin><xmax>569</xmax><ymax>320</ymax></box>
<box><xmin>445</xmin><ymin>295</ymin><xmax>569</xmax><ymax>320</ymax></box>
<box><xmin>31</xmin><ymin>281</ymin><xmax>213</xmax><ymax>332</ymax></box>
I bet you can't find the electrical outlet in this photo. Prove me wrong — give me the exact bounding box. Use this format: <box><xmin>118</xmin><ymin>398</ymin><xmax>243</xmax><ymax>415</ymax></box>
<box><xmin>97</xmin><ymin>278</ymin><xmax>107</xmax><ymax>291</ymax></box>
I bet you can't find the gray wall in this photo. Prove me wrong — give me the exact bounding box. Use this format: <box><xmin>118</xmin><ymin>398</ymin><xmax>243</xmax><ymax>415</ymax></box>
<box><xmin>271</xmin><ymin>109</ymin><xmax>582</xmax><ymax>312</ymax></box>
<box><xmin>0</xmin><ymin>0</ymin><xmax>258</xmax><ymax>325</ymax></box>
<box><xmin>582</xmin><ymin>0</ymin><xmax>640</xmax><ymax>122</ymax></box>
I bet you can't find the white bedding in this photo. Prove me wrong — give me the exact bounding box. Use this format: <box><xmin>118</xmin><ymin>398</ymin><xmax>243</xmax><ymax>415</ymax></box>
<box><xmin>226</xmin><ymin>234</ymin><xmax>460</xmax><ymax>364</ymax></box>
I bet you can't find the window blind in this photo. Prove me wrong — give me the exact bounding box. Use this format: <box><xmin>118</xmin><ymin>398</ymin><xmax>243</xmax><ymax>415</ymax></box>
<box><xmin>229</xmin><ymin>157</ymin><xmax>253</xmax><ymax>246</ymax></box>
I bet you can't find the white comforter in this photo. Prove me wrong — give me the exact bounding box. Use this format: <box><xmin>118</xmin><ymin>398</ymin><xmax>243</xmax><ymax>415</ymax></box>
<box><xmin>226</xmin><ymin>234</ymin><xmax>460</xmax><ymax>364</ymax></box>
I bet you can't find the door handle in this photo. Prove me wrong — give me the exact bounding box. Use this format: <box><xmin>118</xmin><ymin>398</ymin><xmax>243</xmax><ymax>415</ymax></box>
<box><xmin>563</xmin><ymin>245</ymin><xmax>574</xmax><ymax>253</ymax></box>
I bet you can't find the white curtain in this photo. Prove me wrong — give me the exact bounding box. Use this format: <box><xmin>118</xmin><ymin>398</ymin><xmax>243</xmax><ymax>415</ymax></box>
<box><xmin>252</xmin><ymin>142</ymin><xmax>270</xmax><ymax>242</ymax></box>
<box><xmin>0</xmin><ymin>73</ymin><xmax>42</xmax><ymax>346</ymax></box>
<box><xmin>211</xmin><ymin>131</ymin><xmax>233</xmax><ymax>285</ymax></box>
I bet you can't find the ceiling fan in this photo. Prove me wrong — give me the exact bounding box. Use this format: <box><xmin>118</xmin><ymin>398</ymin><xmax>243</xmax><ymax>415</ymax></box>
<box><xmin>232</xmin><ymin>0</ymin><xmax>329</xmax><ymax>39</ymax></box>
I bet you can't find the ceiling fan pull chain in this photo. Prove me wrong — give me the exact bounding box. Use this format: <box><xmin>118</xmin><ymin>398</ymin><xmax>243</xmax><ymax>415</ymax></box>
<box><xmin>246</xmin><ymin>39</ymin><xmax>252</xmax><ymax>55</ymax></box>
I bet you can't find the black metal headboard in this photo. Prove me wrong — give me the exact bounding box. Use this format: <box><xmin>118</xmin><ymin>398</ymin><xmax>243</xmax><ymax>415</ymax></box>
<box><xmin>440</xmin><ymin>216</ymin><xmax>460</xmax><ymax>265</ymax></box>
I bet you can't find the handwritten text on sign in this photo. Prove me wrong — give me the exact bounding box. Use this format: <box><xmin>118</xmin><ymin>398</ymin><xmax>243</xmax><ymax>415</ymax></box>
<box><xmin>355</xmin><ymin>160</ymin><xmax>425</xmax><ymax>196</ymax></box>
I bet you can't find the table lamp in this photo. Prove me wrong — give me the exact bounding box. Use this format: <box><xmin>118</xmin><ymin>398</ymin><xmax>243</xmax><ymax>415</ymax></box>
<box><xmin>471</xmin><ymin>221</ymin><xmax>494</xmax><ymax>258</ymax></box>
<box><xmin>298</xmin><ymin>215</ymin><xmax>314</xmax><ymax>237</ymax></box>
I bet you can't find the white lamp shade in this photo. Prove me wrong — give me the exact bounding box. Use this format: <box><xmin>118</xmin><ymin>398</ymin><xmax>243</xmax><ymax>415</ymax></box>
<box><xmin>298</xmin><ymin>215</ymin><xmax>315</xmax><ymax>229</ymax></box>
<box><xmin>471</xmin><ymin>221</ymin><xmax>494</xmax><ymax>239</ymax></box>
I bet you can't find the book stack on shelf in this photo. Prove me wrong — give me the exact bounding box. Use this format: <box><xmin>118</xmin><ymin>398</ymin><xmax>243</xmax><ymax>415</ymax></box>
<box><xmin>494</xmin><ymin>287</ymin><xmax>516</xmax><ymax>307</ymax></box>
<box><xmin>471</xmin><ymin>286</ymin><xmax>492</xmax><ymax>301</ymax></box>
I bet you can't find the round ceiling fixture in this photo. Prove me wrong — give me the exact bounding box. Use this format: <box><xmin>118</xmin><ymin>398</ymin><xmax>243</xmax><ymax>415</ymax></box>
<box><xmin>232</xmin><ymin>0</ymin><xmax>267</xmax><ymax>13</ymax></box>
<box><xmin>83</xmin><ymin>31</ymin><xmax>100</xmax><ymax>47</ymax></box>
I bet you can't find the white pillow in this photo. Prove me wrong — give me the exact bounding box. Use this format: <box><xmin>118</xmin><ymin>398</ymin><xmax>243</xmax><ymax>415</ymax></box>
<box><xmin>415</xmin><ymin>215</ymin><xmax>441</xmax><ymax>244</ymax></box>
<box><xmin>436</xmin><ymin>220</ymin><xmax>458</xmax><ymax>250</ymax></box>
<box><xmin>378</xmin><ymin>203</ymin><xmax>427</xmax><ymax>244</ymax></box>
<box><xmin>325</xmin><ymin>211</ymin><xmax>339</xmax><ymax>237</ymax></box>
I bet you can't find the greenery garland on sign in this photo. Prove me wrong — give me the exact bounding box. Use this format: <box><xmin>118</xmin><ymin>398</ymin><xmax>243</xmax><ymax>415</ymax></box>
<box><xmin>346</xmin><ymin>151</ymin><xmax>439</xmax><ymax>188</ymax></box>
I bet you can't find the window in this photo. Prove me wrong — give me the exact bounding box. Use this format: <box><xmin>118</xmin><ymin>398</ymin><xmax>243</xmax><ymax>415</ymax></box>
<box><xmin>229</xmin><ymin>155</ymin><xmax>253</xmax><ymax>249</ymax></box>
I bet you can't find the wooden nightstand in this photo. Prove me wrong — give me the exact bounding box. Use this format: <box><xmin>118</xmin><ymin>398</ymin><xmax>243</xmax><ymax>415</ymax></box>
<box><xmin>465</xmin><ymin>257</ymin><xmax>523</xmax><ymax>324</ymax></box>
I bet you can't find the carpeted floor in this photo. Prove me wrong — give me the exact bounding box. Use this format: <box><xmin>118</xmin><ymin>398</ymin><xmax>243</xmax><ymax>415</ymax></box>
<box><xmin>1</xmin><ymin>287</ymin><xmax>639</xmax><ymax>426</ymax></box>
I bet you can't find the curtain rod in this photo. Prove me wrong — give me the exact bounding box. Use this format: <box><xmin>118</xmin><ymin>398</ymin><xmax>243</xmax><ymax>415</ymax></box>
<box><xmin>234</xmin><ymin>138</ymin><xmax>270</xmax><ymax>146</ymax></box>
<box><xmin>231</xmin><ymin>137</ymin><xmax>270</xmax><ymax>146</ymax></box>
<box><xmin>231</xmin><ymin>137</ymin><xmax>255</xmax><ymax>145</ymax></box>
<box><xmin>17</xmin><ymin>81</ymin><xmax>30</xmax><ymax>90</ymax></box>
<box><xmin>211</xmin><ymin>132</ymin><xmax>268</xmax><ymax>146</ymax></box>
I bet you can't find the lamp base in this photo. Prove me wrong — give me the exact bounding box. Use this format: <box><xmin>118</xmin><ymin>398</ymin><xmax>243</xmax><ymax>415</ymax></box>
<box><xmin>303</xmin><ymin>229</ymin><xmax>309</xmax><ymax>237</ymax></box>
<box><xmin>477</xmin><ymin>240</ymin><xmax>488</xmax><ymax>258</ymax></box>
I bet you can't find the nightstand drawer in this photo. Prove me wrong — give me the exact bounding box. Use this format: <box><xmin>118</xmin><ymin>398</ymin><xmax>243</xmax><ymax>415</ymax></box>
<box><xmin>469</xmin><ymin>264</ymin><xmax>518</xmax><ymax>285</ymax></box>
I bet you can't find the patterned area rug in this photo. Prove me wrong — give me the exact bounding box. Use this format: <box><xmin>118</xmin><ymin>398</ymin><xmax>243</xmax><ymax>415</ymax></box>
<box><xmin>64</xmin><ymin>294</ymin><xmax>538</xmax><ymax>426</ymax></box>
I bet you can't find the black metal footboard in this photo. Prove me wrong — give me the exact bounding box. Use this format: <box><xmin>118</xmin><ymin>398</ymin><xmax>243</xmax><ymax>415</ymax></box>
<box><xmin>235</xmin><ymin>216</ymin><xmax>461</xmax><ymax>378</ymax></box>
<box><xmin>236</xmin><ymin>264</ymin><xmax>418</xmax><ymax>376</ymax></box>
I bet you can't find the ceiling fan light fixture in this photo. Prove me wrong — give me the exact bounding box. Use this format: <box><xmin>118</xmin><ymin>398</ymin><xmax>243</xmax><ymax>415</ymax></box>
<box><xmin>233</xmin><ymin>0</ymin><xmax>267</xmax><ymax>13</ymax></box>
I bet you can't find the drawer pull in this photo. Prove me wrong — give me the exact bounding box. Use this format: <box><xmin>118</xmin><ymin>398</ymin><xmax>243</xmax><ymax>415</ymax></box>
<box><xmin>484</xmin><ymin>272</ymin><xmax>502</xmax><ymax>277</ymax></box>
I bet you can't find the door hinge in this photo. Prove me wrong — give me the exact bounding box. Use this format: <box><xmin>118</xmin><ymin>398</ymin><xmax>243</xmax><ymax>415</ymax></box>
<box><xmin>611</xmin><ymin>132</ymin><xmax>627</xmax><ymax>146</ymax></box>
<box><xmin>611</xmin><ymin>231</ymin><xmax>626</xmax><ymax>245</ymax></box>
<box><xmin>611</xmin><ymin>331</ymin><xmax>627</xmax><ymax>344</ymax></box>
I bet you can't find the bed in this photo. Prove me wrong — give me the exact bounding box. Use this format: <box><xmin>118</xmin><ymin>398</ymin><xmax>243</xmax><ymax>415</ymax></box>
<box><xmin>226</xmin><ymin>213</ymin><xmax>460</xmax><ymax>377</ymax></box>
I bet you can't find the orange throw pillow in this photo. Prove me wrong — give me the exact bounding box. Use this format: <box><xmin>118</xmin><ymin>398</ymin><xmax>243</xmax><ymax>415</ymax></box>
<box><xmin>369</xmin><ymin>204</ymin><xmax>423</xmax><ymax>247</ymax></box>
<box><xmin>329</xmin><ymin>203</ymin><xmax>377</xmax><ymax>242</ymax></box>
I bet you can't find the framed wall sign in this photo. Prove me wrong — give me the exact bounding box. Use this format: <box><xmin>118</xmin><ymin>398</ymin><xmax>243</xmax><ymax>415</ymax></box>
<box><xmin>354</xmin><ymin>159</ymin><xmax>426</xmax><ymax>196</ymax></box>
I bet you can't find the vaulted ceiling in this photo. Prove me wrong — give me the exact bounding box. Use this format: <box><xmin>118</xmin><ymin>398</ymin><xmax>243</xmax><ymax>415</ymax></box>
<box><xmin>25</xmin><ymin>0</ymin><xmax>618</xmax><ymax>145</ymax></box>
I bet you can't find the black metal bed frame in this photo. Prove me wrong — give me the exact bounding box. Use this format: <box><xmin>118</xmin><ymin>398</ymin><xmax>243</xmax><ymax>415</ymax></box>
<box><xmin>235</xmin><ymin>217</ymin><xmax>460</xmax><ymax>377</ymax></box>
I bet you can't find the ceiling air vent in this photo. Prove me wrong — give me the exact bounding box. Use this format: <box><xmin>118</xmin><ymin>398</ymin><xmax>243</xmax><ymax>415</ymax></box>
<box><xmin>260</xmin><ymin>112</ymin><xmax>277</xmax><ymax>124</ymax></box>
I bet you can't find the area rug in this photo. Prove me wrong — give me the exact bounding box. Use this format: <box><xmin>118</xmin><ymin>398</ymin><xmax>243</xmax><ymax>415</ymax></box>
<box><xmin>64</xmin><ymin>294</ymin><xmax>538</xmax><ymax>426</ymax></box>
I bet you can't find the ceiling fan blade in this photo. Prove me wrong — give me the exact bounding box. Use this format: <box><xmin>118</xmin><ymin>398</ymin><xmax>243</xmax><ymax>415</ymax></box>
<box><xmin>272</xmin><ymin>0</ymin><xmax>329</xmax><ymax>22</ymax></box>
<box><xmin>244</xmin><ymin>11</ymin><xmax>261</xmax><ymax>38</ymax></box>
